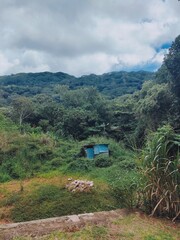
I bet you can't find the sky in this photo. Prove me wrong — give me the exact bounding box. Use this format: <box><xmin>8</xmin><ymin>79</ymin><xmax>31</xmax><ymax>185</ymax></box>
<box><xmin>0</xmin><ymin>0</ymin><xmax>180</xmax><ymax>76</ymax></box>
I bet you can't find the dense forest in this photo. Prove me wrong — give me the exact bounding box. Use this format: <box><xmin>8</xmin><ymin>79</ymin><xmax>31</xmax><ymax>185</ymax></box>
<box><xmin>0</xmin><ymin>71</ymin><xmax>154</xmax><ymax>101</ymax></box>
<box><xmin>0</xmin><ymin>35</ymin><xmax>179</xmax><ymax>222</ymax></box>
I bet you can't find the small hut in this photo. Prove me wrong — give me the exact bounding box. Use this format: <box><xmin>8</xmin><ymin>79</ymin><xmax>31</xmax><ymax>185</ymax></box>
<box><xmin>83</xmin><ymin>144</ymin><xmax>109</xmax><ymax>159</ymax></box>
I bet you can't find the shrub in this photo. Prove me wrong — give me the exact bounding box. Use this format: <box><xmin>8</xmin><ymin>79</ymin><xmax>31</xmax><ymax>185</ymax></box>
<box><xmin>0</xmin><ymin>173</ymin><xmax>11</xmax><ymax>183</ymax></box>
<box><xmin>2</xmin><ymin>192</ymin><xmax>21</xmax><ymax>206</ymax></box>
<box><xmin>110</xmin><ymin>171</ymin><xmax>141</xmax><ymax>208</ymax></box>
<box><xmin>51</xmin><ymin>157</ymin><xmax>63</xmax><ymax>166</ymax></box>
<box><xmin>66</xmin><ymin>158</ymin><xmax>94</xmax><ymax>172</ymax></box>
<box><xmin>95</xmin><ymin>155</ymin><xmax>112</xmax><ymax>168</ymax></box>
<box><xmin>117</xmin><ymin>159</ymin><xmax>136</xmax><ymax>170</ymax></box>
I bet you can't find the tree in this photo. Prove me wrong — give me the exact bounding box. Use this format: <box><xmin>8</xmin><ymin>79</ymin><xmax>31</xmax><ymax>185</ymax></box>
<box><xmin>12</xmin><ymin>97</ymin><xmax>33</xmax><ymax>127</ymax></box>
<box><xmin>158</xmin><ymin>35</ymin><xmax>180</xmax><ymax>98</ymax></box>
<box><xmin>155</xmin><ymin>35</ymin><xmax>180</xmax><ymax>131</ymax></box>
<box><xmin>135</xmin><ymin>82</ymin><xmax>172</xmax><ymax>130</ymax></box>
<box><xmin>109</xmin><ymin>94</ymin><xmax>137</xmax><ymax>142</ymax></box>
<box><xmin>61</xmin><ymin>108</ymin><xmax>98</xmax><ymax>140</ymax></box>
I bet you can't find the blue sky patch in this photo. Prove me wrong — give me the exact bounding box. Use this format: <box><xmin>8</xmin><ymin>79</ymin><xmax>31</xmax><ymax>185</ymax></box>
<box><xmin>155</xmin><ymin>42</ymin><xmax>172</xmax><ymax>52</ymax></box>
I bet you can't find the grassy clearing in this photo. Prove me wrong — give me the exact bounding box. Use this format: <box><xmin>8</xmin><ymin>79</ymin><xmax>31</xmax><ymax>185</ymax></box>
<box><xmin>12</xmin><ymin>213</ymin><xmax>180</xmax><ymax>240</ymax></box>
<box><xmin>0</xmin><ymin>133</ymin><xmax>140</xmax><ymax>223</ymax></box>
<box><xmin>0</xmin><ymin>158</ymin><xmax>140</xmax><ymax>222</ymax></box>
<box><xmin>0</xmin><ymin>172</ymin><xmax>119</xmax><ymax>222</ymax></box>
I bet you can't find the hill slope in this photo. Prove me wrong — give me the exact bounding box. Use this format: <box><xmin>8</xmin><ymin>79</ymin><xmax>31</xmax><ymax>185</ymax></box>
<box><xmin>0</xmin><ymin>71</ymin><xmax>155</xmax><ymax>101</ymax></box>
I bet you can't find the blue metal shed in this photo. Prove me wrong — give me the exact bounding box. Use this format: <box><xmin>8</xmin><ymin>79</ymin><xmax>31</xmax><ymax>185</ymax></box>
<box><xmin>85</xmin><ymin>147</ymin><xmax>94</xmax><ymax>159</ymax></box>
<box><xmin>83</xmin><ymin>144</ymin><xmax>109</xmax><ymax>159</ymax></box>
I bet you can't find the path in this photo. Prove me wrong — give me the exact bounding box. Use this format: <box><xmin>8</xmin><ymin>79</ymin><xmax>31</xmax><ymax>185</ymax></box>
<box><xmin>0</xmin><ymin>209</ymin><xmax>130</xmax><ymax>240</ymax></box>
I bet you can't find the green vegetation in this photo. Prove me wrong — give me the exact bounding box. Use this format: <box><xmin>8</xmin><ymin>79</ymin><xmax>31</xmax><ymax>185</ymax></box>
<box><xmin>0</xmin><ymin>71</ymin><xmax>154</xmax><ymax>102</ymax></box>
<box><xmin>9</xmin><ymin>184</ymin><xmax>119</xmax><ymax>222</ymax></box>
<box><xmin>142</xmin><ymin>125</ymin><xmax>180</xmax><ymax>220</ymax></box>
<box><xmin>0</xmin><ymin>129</ymin><xmax>137</xmax><ymax>221</ymax></box>
<box><xmin>0</xmin><ymin>35</ymin><xmax>180</xmax><ymax>222</ymax></box>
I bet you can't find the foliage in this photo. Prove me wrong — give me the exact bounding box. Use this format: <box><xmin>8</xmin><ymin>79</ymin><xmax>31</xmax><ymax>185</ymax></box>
<box><xmin>0</xmin><ymin>172</ymin><xmax>11</xmax><ymax>182</ymax></box>
<box><xmin>117</xmin><ymin>159</ymin><xmax>136</xmax><ymax>170</ymax></box>
<box><xmin>95</xmin><ymin>155</ymin><xmax>112</xmax><ymax>168</ymax></box>
<box><xmin>0</xmin><ymin>113</ymin><xmax>18</xmax><ymax>132</ymax></box>
<box><xmin>135</xmin><ymin>82</ymin><xmax>172</xmax><ymax>130</ymax></box>
<box><xmin>141</xmin><ymin>125</ymin><xmax>180</xmax><ymax>220</ymax></box>
<box><xmin>0</xmin><ymin>71</ymin><xmax>154</xmax><ymax>103</ymax></box>
<box><xmin>155</xmin><ymin>35</ymin><xmax>180</xmax><ymax>130</ymax></box>
<box><xmin>0</xmin><ymin>129</ymin><xmax>63</xmax><ymax>181</ymax></box>
<box><xmin>47</xmin><ymin>157</ymin><xmax>64</xmax><ymax>168</ymax></box>
<box><xmin>164</xmin><ymin>35</ymin><xmax>180</xmax><ymax>98</ymax></box>
<box><xmin>109</xmin><ymin>170</ymin><xmax>141</xmax><ymax>208</ymax></box>
<box><xmin>0</xmin><ymin>35</ymin><xmax>180</xmax><ymax>222</ymax></box>
<box><xmin>66</xmin><ymin>158</ymin><xmax>94</xmax><ymax>172</ymax></box>
<box><xmin>11</xmin><ymin>97</ymin><xmax>33</xmax><ymax>127</ymax></box>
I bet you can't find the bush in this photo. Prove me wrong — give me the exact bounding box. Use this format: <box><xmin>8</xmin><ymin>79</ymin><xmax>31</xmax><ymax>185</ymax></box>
<box><xmin>50</xmin><ymin>157</ymin><xmax>64</xmax><ymax>167</ymax></box>
<box><xmin>95</xmin><ymin>155</ymin><xmax>112</xmax><ymax>168</ymax></box>
<box><xmin>2</xmin><ymin>192</ymin><xmax>21</xmax><ymax>206</ymax></box>
<box><xmin>66</xmin><ymin>158</ymin><xmax>94</xmax><ymax>172</ymax></box>
<box><xmin>0</xmin><ymin>173</ymin><xmax>11</xmax><ymax>183</ymax></box>
<box><xmin>110</xmin><ymin>171</ymin><xmax>141</xmax><ymax>208</ymax></box>
<box><xmin>117</xmin><ymin>159</ymin><xmax>136</xmax><ymax>170</ymax></box>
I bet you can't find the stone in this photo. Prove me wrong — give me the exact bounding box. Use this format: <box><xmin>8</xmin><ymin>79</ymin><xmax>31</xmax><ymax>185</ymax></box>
<box><xmin>67</xmin><ymin>215</ymin><xmax>80</xmax><ymax>223</ymax></box>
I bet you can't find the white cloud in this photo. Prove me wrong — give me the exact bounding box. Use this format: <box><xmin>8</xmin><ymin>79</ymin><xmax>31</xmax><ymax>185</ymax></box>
<box><xmin>0</xmin><ymin>52</ymin><xmax>18</xmax><ymax>75</ymax></box>
<box><xmin>0</xmin><ymin>0</ymin><xmax>180</xmax><ymax>76</ymax></box>
<box><xmin>152</xmin><ymin>49</ymin><xmax>168</xmax><ymax>65</ymax></box>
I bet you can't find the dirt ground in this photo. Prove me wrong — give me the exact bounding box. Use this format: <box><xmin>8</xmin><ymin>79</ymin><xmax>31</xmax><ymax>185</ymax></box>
<box><xmin>0</xmin><ymin>209</ymin><xmax>129</xmax><ymax>239</ymax></box>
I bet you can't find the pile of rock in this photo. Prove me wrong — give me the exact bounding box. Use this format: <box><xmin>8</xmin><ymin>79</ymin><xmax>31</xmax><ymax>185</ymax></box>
<box><xmin>66</xmin><ymin>179</ymin><xmax>94</xmax><ymax>193</ymax></box>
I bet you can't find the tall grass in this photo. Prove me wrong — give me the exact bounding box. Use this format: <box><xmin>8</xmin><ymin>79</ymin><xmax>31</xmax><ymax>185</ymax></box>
<box><xmin>142</xmin><ymin>125</ymin><xmax>180</xmax><ymax>220</ymax></box>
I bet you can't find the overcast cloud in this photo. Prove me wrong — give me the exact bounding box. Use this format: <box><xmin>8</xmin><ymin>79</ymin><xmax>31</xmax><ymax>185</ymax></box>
<box><xmin>0</xmin><ymin>0</ymin><xmax>180</xmax><ymax>76</ymax></box>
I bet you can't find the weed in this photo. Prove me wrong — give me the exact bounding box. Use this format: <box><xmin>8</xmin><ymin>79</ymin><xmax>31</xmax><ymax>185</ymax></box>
<box><xmin>1</xmin><ymin>192</ymin><xmax>21</xmax><ymax>207</ymax></box>
<box><xmin>144</xmin><ymin>232</ymin><xmax>175</xmax><ymax>240</ymax></box>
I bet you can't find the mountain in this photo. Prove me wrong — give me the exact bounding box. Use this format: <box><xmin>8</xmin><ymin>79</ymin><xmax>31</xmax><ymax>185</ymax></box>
<box><xmin>0</xmin><ymin>71</ymin><xmax>155</xmax><ymax>103</ymax></box>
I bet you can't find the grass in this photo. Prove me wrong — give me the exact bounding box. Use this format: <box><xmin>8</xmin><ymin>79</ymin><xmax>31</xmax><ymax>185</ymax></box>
<box><xmin>0</xmin><ymin>127</ymin><xmax>140</xmax><ymax>223</ymax></box>
<box><xmin>0</xmin><ymin>140</ymin><xmax>140</xmax><ymax>223</ymax></box>
<box><xmin>142</xmin><ymin>125</ymin><xmax>180</xmax><ymax>219</ymax></box>
<box><xmin>11</xmin><ymin>213</ymin><xmax>180</xmax><ymax>240</ymax></box>
<box><xmin>0</xmin><ymin>160</ymin><xmax>141</xmax><ymax>222</ymax></box>
<box><xmin>10</xmin><ymin>186</ymin><xmax>116</xmax><ymax>222</ymax></box>
<box><xmin>0</xmin><ymin>172</ymin><xmax>119</xmax><ymax>222</ymax></box>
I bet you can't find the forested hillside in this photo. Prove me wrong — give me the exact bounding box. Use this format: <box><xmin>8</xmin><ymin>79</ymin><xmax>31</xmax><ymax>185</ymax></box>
<box><xmin>0</xmin><ymin>35</ymin><xmax>179</xmax><ymax>223</ymax></box>
<box><xmin>0</xmin><ymin>71</ymin><xmax>154</xmax><ymax>103</ymax></box>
